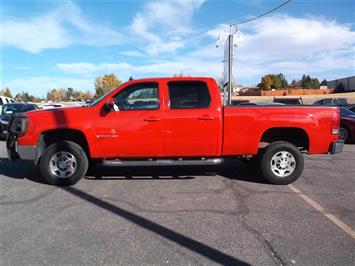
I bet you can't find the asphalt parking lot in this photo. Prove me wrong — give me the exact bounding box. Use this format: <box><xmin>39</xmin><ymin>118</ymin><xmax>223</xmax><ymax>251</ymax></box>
<box><xmin>0</xmin><ymin>141</ymin><xmax>354</xmax><ymax>265</ymax></box>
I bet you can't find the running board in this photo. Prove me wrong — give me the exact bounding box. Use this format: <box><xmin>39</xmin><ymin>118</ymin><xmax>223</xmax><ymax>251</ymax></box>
<box><xmin>102</xmin><ymin>158</ymin><xmax>223</xmax><ymax>167</ymax></box>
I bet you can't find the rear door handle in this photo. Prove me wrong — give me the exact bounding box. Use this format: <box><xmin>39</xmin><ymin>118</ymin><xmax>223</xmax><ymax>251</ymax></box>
<box><xmin>144</xmin><ymin>117</ymin><xmax>161</xmax><ymax>122</ymax></box>
<box><xmin>198</xmin><ymin>115</ymin><xmax>214</xmax><ymax>120</ymax></box>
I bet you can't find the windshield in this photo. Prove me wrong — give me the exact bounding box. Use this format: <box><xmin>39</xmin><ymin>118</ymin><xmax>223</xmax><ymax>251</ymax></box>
<box><xmin>2</xmin><ymin>104</ymin><xmax>37</xmax><ymax>114</ymax></box>
<box><xmin>89</xmin><ymin>87</ymin><xmax>117</xmax><ymax>107</ymax></box>
<box><xmin>336</xmin><ymin>98</ymin><xmax>348</xmax><ymax>105</ymax></box>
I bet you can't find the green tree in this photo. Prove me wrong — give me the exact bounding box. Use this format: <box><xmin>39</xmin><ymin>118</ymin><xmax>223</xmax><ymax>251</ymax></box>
<box><xmin>95</xmin><ymin>74</ymin><xmax>121</xmax><ymax>98</ymax></box>
<box><xmin>47</xmin><ymin>89</ymin><xmax>62</xmax><ymax>102</ymax></box>
<box><xmin>301</xmin><ymin>74</ymin><xmax>320</xmax><ymax>89</ymax></box>
<box><xmin>0</xmin><ymin>87</ymin><xmax>13</xmax><ymax>98</ymax></box>
<box><xmin>320</xmin><ymin>79</ymin><xmax>327</xmax><ymax>86</ymax></box>
<box><xmin>14</xmin><ymin>91</ymin><xmax>39</xmax><ymax>102</ymax></box>
<box><xmin>258</xmin><ymin>74</ymin><xmax>288</xmax><ymax>90</ymax></box>
<box><xmin>277</xmin><ymin>73</ymin><xmax>288</xmax><ymax>88</ymax></box>
<box><xmin>271</xmin><ymin>75</ymin><xmax>282</xmax><ymax>89</ymax></box>
<box><xmin>258</xmin><ymin>75</ymin><xmax>273</xmax><ymax>90</ymax></box>
<box><xmin>66</xmin><ymin>87</ymin><xmax>74</xmax><ymax>101</ymax></box>
<box><xmin>80</xmin><ymin>90</ymin><xmax>93</xmax><ymax>100</ymax></box>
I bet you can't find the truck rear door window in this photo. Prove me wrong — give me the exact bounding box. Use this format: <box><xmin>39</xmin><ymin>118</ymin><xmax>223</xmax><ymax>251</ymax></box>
<box><xmin>168</xmin><ymin>81</ymin><xmax>211</xmax><ymax>109</ymax></box>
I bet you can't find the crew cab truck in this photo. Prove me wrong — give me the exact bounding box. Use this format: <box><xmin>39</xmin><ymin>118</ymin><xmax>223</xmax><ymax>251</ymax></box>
<box><xmin>7</xmin><ymin>77</ymin><xmax>343</xmax><ymax>186</ymax></box>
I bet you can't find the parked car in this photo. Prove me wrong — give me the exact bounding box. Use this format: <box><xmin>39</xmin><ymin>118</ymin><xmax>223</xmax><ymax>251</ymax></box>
<box><xmin>0</xmin><ymin>103</ymin><xmax>38</xmax><ymax>140</ymax></box>
<box><xmin>7</xmin><ymin>77</ymin><xmax>342</xmax><ymax>186</ymax></box>
<box><xmin>273</xmin><ymin>97</ymin><xmax>303</xmax><ymax>105</ymax></box>
<box><xmin>0</xmin><ymin>96</ymin><xmax>15</xmax><ymax>114</ymax></box>
<box><xmin>238</xmin><ymin>101</ymin><xmax>285</xmax><ymax>106</ymax></box>
<box><xmin>42</xmin><ymin>103</ymin><xmax>64</xmax><ymax>109</ymax></box>
<box><xmin>231</xmin><ymin>99</ymin><xmax>250</xmax><ymax>105</ymax></box>
<box><xmin>338</xmin><ymin>107</ymin><xmax>355</xmax><ymax>143</ymax></box>
<box><xmin>313</xmin><ymin>98</ymin><xmax>349</xmax><ymax>106</ymax></box>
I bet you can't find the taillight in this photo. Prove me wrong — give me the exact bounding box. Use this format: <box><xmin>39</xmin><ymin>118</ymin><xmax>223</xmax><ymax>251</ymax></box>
<box><xmin>331</xmin><ymin>110</ymin><xmax>340</xmax><ymax>135</ymax></box>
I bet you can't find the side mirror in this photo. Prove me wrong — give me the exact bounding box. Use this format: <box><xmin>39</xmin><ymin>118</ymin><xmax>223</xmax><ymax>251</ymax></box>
<box><xmin>103</xmin><ymin>100</ymin><xmax>114</xmax><ymax>113</ymax></box>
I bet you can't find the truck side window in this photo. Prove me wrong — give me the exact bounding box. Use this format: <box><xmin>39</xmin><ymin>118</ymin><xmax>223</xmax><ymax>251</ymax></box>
<box><xmin>168</xmin><ymin>81</ymin><xmax>211</xmax><ymax>109</ymax></box>
<box><xmin>113</xmin><ymin>83</ymin><xmax>159</xmax><ymax>111</ymax></box>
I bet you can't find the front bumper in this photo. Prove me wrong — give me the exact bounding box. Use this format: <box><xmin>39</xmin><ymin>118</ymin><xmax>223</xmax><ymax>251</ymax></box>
<box><xmin>330</xmin><ymin>140</ymin><xmax>344</xmax><ymax>154</ymax></box>
<box><xmin>7</xmin><ymin>136</ymin><xmax>36</xmax><ymax>161</ymax></box>
<box><xmin>18</xmin><ymin>145</ymin><xmax>36</xmax><ymax>160</ymax></box>
<box><xmin>6</xmin><ymin>113</ymin><xmax>32</xmax><ymax>161</ymax></box>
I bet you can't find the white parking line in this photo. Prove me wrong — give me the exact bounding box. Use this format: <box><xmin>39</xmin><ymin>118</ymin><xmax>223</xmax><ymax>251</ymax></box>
<box><xmin>288</xmin><ymin>184</ymin><xmax>355</xmax><ymax>239</ymax></box>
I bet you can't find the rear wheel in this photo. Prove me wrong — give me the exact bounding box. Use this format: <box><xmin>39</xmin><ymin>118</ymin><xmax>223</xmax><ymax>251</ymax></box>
<box><xmin>39</xmin><ymin>141</ymin><xmax>89</xmax><ymax>186</ymax></box>
<box><xmin>339</xmin><ymin>127</ymin><xmax>351</xmax><ymax>143</ymax></box>
<box><xmin>260</xmin><ymin>141</ymin><xmax>304</xmax><ymax>185</ymax></box>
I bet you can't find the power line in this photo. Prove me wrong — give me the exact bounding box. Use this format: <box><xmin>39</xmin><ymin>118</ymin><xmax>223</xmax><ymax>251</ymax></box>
<box><xmin>235</xmin><ymin>0</ymin><xmax>293</xmax><ymax>25</ymax></box>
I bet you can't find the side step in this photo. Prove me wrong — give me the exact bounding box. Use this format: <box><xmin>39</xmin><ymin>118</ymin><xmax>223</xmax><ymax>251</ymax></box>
<box><xmin>102</xmin><ymin>158</ymin><xmax>223</xmax><ymax>167</ymax></box>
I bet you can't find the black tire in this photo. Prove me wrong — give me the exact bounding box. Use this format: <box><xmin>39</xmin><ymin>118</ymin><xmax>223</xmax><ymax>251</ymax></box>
<box><xmin>39</xmin><ymin>141</ymin><xmax>89</xmax><ymax>186</ymax></box>
<box><xmin>339</xmin><ymin>127</ymin><xmax>351</xmax><ymax>143</ymax></box>
<box><xmin>260</xmin><ymin>141</ymin><xmax>304</xmax><ymax>185</ymax></box>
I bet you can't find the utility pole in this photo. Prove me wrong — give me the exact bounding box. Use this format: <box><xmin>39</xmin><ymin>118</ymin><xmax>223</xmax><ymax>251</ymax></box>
<box><xmin>227</xmin><ymin>24</ymin><xmax>235</xmax><ymax>106</ymax></box>
<box><xmin>221</xmin><ymin>24</ymin><xmax>237</xmax><ymax>106</ymax></box>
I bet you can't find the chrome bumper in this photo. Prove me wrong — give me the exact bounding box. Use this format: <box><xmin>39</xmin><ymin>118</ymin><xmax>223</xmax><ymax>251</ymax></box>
<box><xmin>7</xmin><ymin>138</ymin><xmax>36</xmax><ymax>161</ymax></box>
<box><xmin>330</xmin><ymin>140</ymin><xmax>344</xmax><ymax>154</ymax></box>
<box><xmin>17</xmin><ymin>145</ymin><xmax>36</xmax><ymax>160</ymax></box>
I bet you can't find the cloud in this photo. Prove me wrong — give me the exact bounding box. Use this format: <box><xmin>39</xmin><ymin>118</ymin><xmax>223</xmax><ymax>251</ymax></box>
<box><xmin>237</xmin><ymin>14</ymin><xmax>355</xmax><ymax>61</ymax></box>
<box><xmin>0</xmin><ymin>1</ymin><xmax>122</xmax><ymax>53</ymax></box>
<box><xmin>56</xmin><ymin>62</ymin><xmax>132</xmax><ymax>76</ymax></box>
<box><xmin>54</xmin><ymin>14</ymin><xmax>355</xmax><ymax>86</ymax></box>
<box><xmin>120</xmin><ymin>50</ymin><xmax>146</xmax><ymax>57</ymax></box>
<box><xmin>56</xmin><ymin>58</ymin><xmax>221</xmax><ymax>79</ymax></box>
<box><xmin>196</xmin><ymin>15</ymin><xmax>355</xmax><ymax>83</ymax></box>
<box><xmin>130</xmin><ymin>0</ymin><xmax>205</xmax><ymax>55</ymax></box>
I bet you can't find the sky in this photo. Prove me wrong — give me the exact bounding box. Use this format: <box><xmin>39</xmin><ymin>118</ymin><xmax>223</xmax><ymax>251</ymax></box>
<box><xmin>0</xmin><ymin>0</ymin><xmax>354</xmax><ymax>97</ymax></box>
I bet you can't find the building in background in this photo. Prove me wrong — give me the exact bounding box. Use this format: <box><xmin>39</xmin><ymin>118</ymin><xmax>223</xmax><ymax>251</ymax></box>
<box><xmin>327</xmin><ymin>76</ymin><xmax>355</xmax><ymax>92</ymax></box>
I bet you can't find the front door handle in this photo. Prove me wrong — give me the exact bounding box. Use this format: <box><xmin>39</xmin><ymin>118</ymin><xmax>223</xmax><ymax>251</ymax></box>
<box><xmin>198</xmin><ymin>115</ymin><xmax>214</xmax><ymax>120</ymax></box>
<box><xmin>144</xmin><ymin>116</ymin><xmax>161</xmax><ymax>122</ymax></box>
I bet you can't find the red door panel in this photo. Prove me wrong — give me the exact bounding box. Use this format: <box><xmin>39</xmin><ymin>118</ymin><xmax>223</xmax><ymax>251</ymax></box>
<box><xmin>94</xmin><ymin>110</ymin><xmax>164</xmax><ymax>158</ymax></box>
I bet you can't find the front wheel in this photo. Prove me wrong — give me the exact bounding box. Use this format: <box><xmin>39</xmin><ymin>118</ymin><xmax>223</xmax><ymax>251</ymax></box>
<box><xmin>260</xmin><ymin>141</ymin><xmax>304</xmax><ymax>185</ymax></box>
<box><xmin>39</xmin><ymin>141</ymin><xmax>89</xmax><ymax>186</ymax></box>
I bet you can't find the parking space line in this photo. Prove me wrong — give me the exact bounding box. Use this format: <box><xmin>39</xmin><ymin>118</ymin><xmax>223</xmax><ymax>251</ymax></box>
<box><xmin>288</xmin><ymin>184</ymin><xmax>355</xmax><ymax>239</ymax></box>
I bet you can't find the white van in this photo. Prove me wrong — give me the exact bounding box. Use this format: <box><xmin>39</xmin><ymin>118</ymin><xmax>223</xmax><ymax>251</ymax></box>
<box><xmin>0</xmin><ymin>96</ymin><xmax>16</xmax><ymax>114</ymax></box>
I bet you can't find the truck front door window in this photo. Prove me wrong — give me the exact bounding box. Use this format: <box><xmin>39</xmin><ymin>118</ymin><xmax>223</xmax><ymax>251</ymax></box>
<box><xmin>114</xmin><ymin>83</ymin><xmax>159</xmax><ymax>111</ymax></box>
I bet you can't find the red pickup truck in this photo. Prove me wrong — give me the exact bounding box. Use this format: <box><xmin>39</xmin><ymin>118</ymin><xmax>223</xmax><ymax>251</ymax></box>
<box><xmin>7</xmin><ymin>77</ymin><xmax>343</xmax><ymax>186</ymax></box>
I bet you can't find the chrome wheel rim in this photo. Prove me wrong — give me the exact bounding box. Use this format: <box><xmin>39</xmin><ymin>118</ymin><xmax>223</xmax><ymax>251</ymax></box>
<box><xmin>49</xmin><ymin>151</ymin><xmax>77</xmax><ymax>178</ymax></box>
<box><xmin>339</xmin><ymin>128</ymin><xmax>348</xmax><ymax>141</ymax></box>
<box><xmin>270</xmin><ymin>151</ymin><xmax>296</xmax><ymax>178</ymax></box>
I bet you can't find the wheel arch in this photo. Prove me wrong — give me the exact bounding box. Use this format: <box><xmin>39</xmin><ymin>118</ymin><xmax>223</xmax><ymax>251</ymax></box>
<box><xmin>35</xmin><ymin>128</ymin><xmax>90</xmax><ymax>164</ymax></box>
<box><xmin>259</xmin><ymin>127</ymin><xmax>310</xmax><ymax>153</ymax></box>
